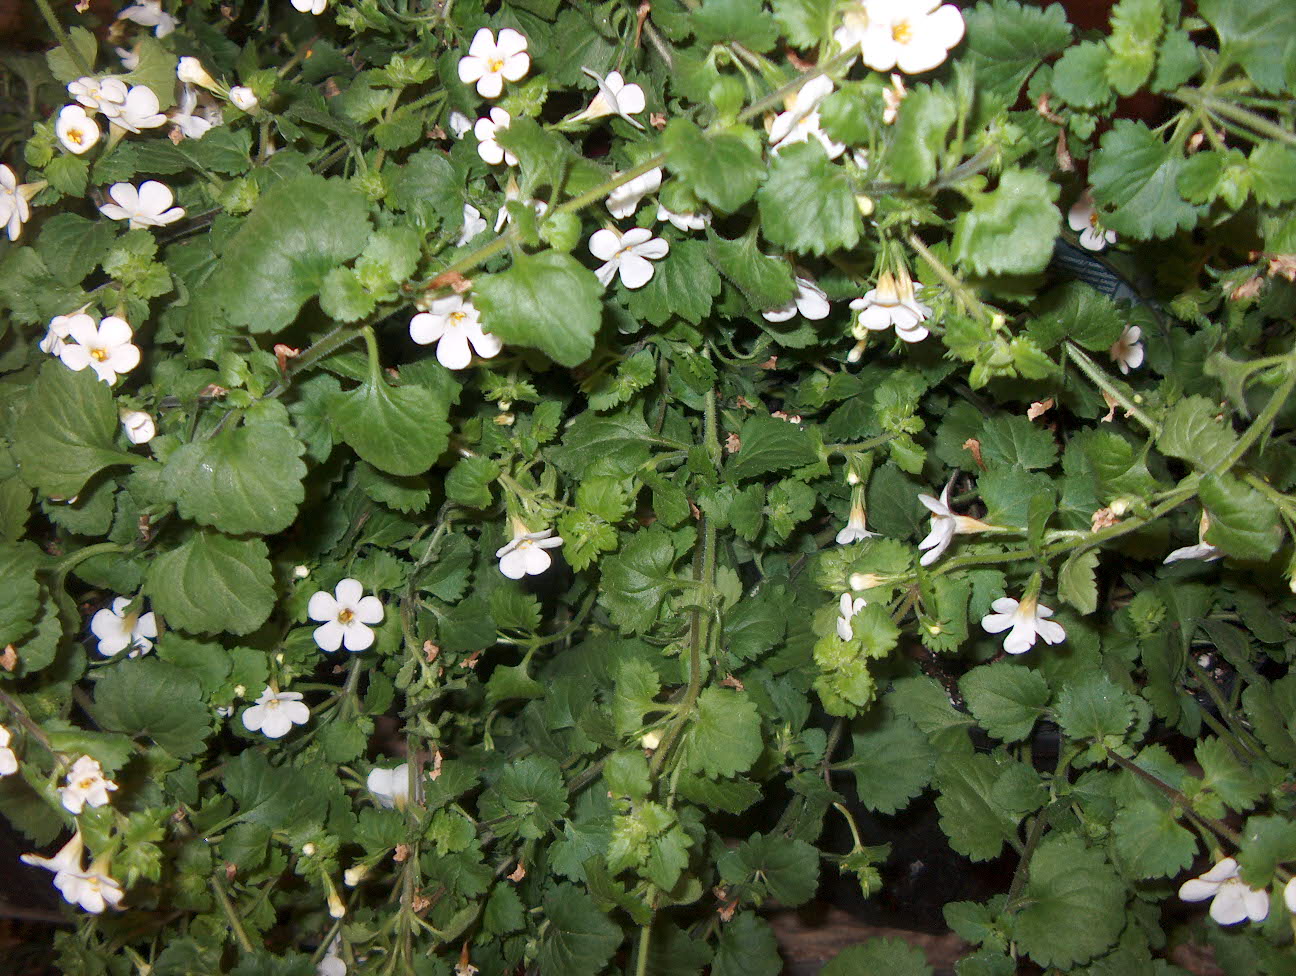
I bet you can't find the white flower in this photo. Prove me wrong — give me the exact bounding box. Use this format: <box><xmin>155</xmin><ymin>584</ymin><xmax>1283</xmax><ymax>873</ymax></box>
<box><xmin>493</xmin><ymin>176</ymin><xmax>548</xmax><ymax>232</ymax></box>
<box><xmin>318</xmin><ymin>938</ymin><xmax>347</xmax><ymax>976</ymax></box>
<box><xmin>456</xmin><ymin>203</ymin><xmax>488</xmax><ymax>247</ymax></box>
<box><xmin>40</xmin><ymin>311</ymin><xmax>90</xmax><ymax>357</ymax></box>
<box><xmin>980</xmin><ymin>595</ymin><xmax>1066</xmax><ymax>655</ymax></box>
<box><xmin>835</xmin><ymin>0</ymin><xmax>966</xmax><ymax>75</ymax></box>
<box><xmin>496</xmin><ymin>528</ymin><xmax>564</xmax><ymax>579</ymax></box>
<box><xmin>59</xmin><ymin>756</ymin><xmax>118</xmax><ymax>814</ymax></box>
<box><xmin>56</xmin><ymin>105</ymin><xmax>100</xmax><ymax>155</ymax></box>
<box><xmin>1179</xmin><ymin>858</ymin><xmax>1270</xmax><ymax>925</ymax></box>
<box><xmin>367</xmin><ymin>764</ymin><xmax>419</xmax><ymax>809</ymax></box>
<box><xmin>242</xmin><ymin>687</ymin><xmax>310</xmax><ymax>738</ymax></box>
<box><xmin>22</xmin><ymin>831</ymin><xmax>84</xmax><ymax>877</ymax></box>
<box><xmin>589</xmin><ymin>227</ymin><xmax>669</xmax><ymax>289</ymax></box>
<box><xmin>1068</xmin><ymin>191</ymin><xmax>1117</xmax><ymax>252</ymax></box>
<box><xmin>292</xmin><ymin>0</ymin><xmax>327</xmax><ymax>13</ymax></box>
<box><xmin>850</xmin><ymin>270</ymin><xmax>932</xmax><ymax>342</ymax></box>
<box><xmin>0</xmin><ymin>725</ymin><xmax>17</xmax><ymax>776</ymax></box>
<box><xmin>118</xmin><ymin>0</ymin><xmax>177</xmax><ymax>37</ymax></box>
<box><xmin>228</xmin><ymin>86</ymin><xmax>258</xmax><ymax>112</ymax></box>
<box><xmin>0</xmin><ymin>164</ymin><xmax>39</xmax><ymax>242</ymax></box>
<box><xmin>1165</xmin><ymin>512</ymin><xmax>1224</xmax><ymax>565</ymax></box>
<box><xmin>835</xmin><ymin>502</ymin><xmax>878</xmax><ymax>545</ymax></box>
<box><xmin>1285</xmin><ymin>877</ymin><xmax>1296</xmax><ymax>915</ymax></box>
<box><xmin>917</xmin><ymin>480</ymin><xmax>991</xmax><ymax>566</ymax></box>
<box><xmin>68</xmin><ymin>77</ymin><xmax>129</xmax><ymax>117</ymax></box>
<box><xmin>56</xmin><ymin>866</ymin><xmax>126</xmax><ymax>914</ymax></box>
<box><xmin>657</xmin><ymin>204</ymin><xmax>711</xmax><ymax>232</ymax></box>
<box><xmin>169</xmin><ymin>85</ymin><xmax>217</xmax><ymax>141</ymax></box>
<box><xmin>606</xmin><ymin>167</ymin><xmax>663</xmax><ymax>220</ymax></box>
<box><xmin>58</xmin><ymin>315</ymin><xmax>141</xmax><ymax>385</ymax></box>
<box><xmin>474</xmin><ymin>108</ymin><xmax>517</xmax><ymax>166</ymax></box>
<box><xmin>120</xmin><ymin>410</ymin><xmax>156</xmax><ymax>445</ymax></box>
<box><xmin>1109</xmin><ymin>325</ymin><xmax>1143</xmax><ymax>374</ymax></box>
<box><xmin>410</xmin><ymin>295</ymin><xmax>503</xmax><ymax>370</ymax></box>
<box><xmin>447</xmin><ymin>110</ymin><xmax>473</xmax><ymax>138</ymax></box>
<box><xmin>99</xmin><ymin>180</ymin><xmax>185</xmax><ymax>229</ymax></box>
<box><xmin>836</xmin><ymin>592</ymin><xmax>867</xmax><ymax>640</ymax></box>
<box><xmin>763</xmin><ymin>271</ymin><xmax>831</xmax><ymax>322</ymax></box>
<box><xmin>457</xmin><ymin>28</ymin><xmax>530</xmax><ymax>99</ymax></box>
<box><xmin>111</xmin><ymin>85</ymin><xmax>167</xmax><ymax>133</ymax></box>
<box><xmin>308</xmin><ymin>578</ymin><xmax>384</xmax><ymax>653</ymax></box>
<box><xmin>116</xmin><ymin>47</ymin><xmax>140</xmax><ymax>71</ymax></box>
<box><xmin>769</xmin><ymin>75</ymin><xmax>844</xmax><ymax>159</ymax></box>
<box><xmin>89</xmin><ymin>595</ymin><xmax>157</xmax><ymax>657</ymax></box>
<box><xmin>176</xmin><ymin>58</ymin><xmax>219</xmax><ymax>92</ymax></box>
<box><xmin>574</xmin><ymin>68</ymin><xmax>646</xmax><ymax>128</ymax></box>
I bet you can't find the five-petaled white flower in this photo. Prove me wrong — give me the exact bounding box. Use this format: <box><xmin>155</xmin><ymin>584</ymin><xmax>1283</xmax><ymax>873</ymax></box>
<box><xmin>58</xmin><ymin>315</ymin><xmax>142</xmax><ymax>385</ymax></box>
<box><xmin>242</xmin><ymin>687</ymin><xmax>310</xmax><ymax>738</ymax></box>
<box><xmin>769</xmin><ymin>75</ymin><xmax>844</xmax><ymax>159</ymax></box>
<box><xmin>657</xmin><ymin>204</ymin><xmax>711</xmax><ymax>232</ymax></box>
<box><xmin>120</xmin><ymin>410</ymin><xmax>156</xmax><ymax>445</ymax></box>
<box><xmin>474</xmin><ymin>108</ymin><xmax>517</xmax><ymax>166</ymax></box>
<box><xmin>457</xmin><ymin>28</ymin><xmax>530</xmax><ymax>99</ymax></box>
<box><xmin>99</xmin><ymin>180</ymin><xmax>185</xmax><ymax>230</ymax></box>
<box><xmin>308</xmin><ymin>578</ymin><xmax>384</xmax><ymax>653</ymax></box>
<box><xmin>23</xmin><ymin>832</ymin><xmax>126</xmax><ymax>914</ymax></box>
<box><xmin>1164</xmin><ymin>511</ymin><xmax>1223</xmax><ymax>565</ymax></box>
<box><xmin>606</xmin><ymin>167</ymin><xmax>663</xmax><ymax>220</ymax></box>
<box><xmin>850</xmin><ymin>269</ymin><xmax>932</xmax><ymax>343</ymax></box>
<box><xmin>410</xmin><ymin>295</ymin><xmax>503</xmax><ymax>370</ymax></box>
<box><xmin>367</xmin><ymin>764</ymin><xmax>419</xmax><ymax>809</ymax></box>
<box><xmin>980</xmin><ymin>595</ymin><xmax>1066</xmax><ymax>655</ymax></box>
<box><xmin>835</xmin><ymin>502</ymin><xmax>878</xmax><ymax>545</ymax></box>
<box><xmin>0</xmin><ymin>164</ymin><xmax>39</xmax><ymax>242</ymax></box>
<box><xmin>59</xmin><ymin>756</ymin><xmax>118</xmax><ymax>814</ymax></box>
<box><xmin>40</xmin><ymin>311</ymin><xmax>89</xmax><ymax>357</ymax></box>
<box><xmin>110</xmin><ymin>85</ymin><xmax>167</xmax><ymax>133</ymax></box>
<box><xmin>457</xmin><ymin>203</ymin><xmax>488</xmax><ymax>247</ymax></box>
<box><xmin>917</xmin><ymin>479</ymin><xmax>991</xmax><ymax>566</ymax></box>
<box><xmin>763</xmin><ymin>271</ymin><xmax>831</xmax><ymax>322</ymax></box>
<box><xmin>56</xmin><ymin>106</ymin><xmax>100</xmax><ymax>155</ymax></box>
<box><xmin>835</xmin><ymin>0</ymin><xmax>966</xmax><ymax>75</ymax></box>
<box><xmin>574</xmin><ymin>68</ymin><xmax>647</xmax><ymax>128</ymax></box>
<box><xmin>497</xmin><ymin>528</ymin><xmax>564</xmax><ymax>579</ymax></box>
<box><xmin>68</xmin><ymin>77</ymin><xmax>129</xmax><ymax>117</ymax></box>
<box><xmin>0</xmin><ymin>725</ymin><xmax>17</xmax><ymax>776</ymax></box>
<box><xmin>118</xmin><ymin>0</ymin><xmax>177</xmax><ymax>37</ymax></box>
<box><xmin>1109</xmin><ymin>324</ymin><xmax>1144</xmax><ymax>374</ymax></box>
<box><xmin>1068</xmin><ymin>191</ymin><xmax>1117</xmax><ymax>252</ymax></box>
<box><xmin>292</xmin><ymin>0</ymin><xmax>327</xmax><ymax>13</ymax></box>
<box><xmin>589</xmin><ymin>227</ymin><xmax>669</xmax><ymax>290</ymax></box>
<box><xmin>229</xmin><ymin>86</ymin><xmax>258</xmax><ymax>112</ymax></box>
<box><xmin>89</xmin><ymin>595</ymin><xmax>158</xmax><ymax>657</ymax></box>
<box><xmin>1179</xmin><ymin>858</ymin><xmax>1270</xmax><ymax>925</ymax></box>
<box><xmin>170</xmin><ymin>85</ymin><xmax>218</xmax><ymax>141</ymax></box>
<box><xmin>836</xmin><ymin>592</ymin><xmax>868</xmax><ymax>641</ymax></box>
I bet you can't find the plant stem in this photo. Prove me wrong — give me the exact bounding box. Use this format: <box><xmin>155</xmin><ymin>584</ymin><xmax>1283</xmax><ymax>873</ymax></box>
<box><xmin>210</xmin><ymin>876</ymin><xmax>255</xmax><ymax>952</ymax></box>
<box><xmin>33</xmin><ymin>0</ymin><xmax>94</xmax><ymax>78</ymax></box>
<box><xmin>1216</xmin><ymin>354</ymin><xmax>1296</xmax><ymax>472</ymax></box>
<box><xmin>1173</xmin><ymin>89</ymin><xmax>1296</xmax><ymax>148</ymax></box>
<box><xmin>634</xmin><ymin>917</ymin><xmax>654</xmax><ymax>976</ymax></box>
<box><xmin>1005</xmin><ymin>807</ymin><xmax>1049</xmax><ymax>909</ymax></box>
<box><xmin>1064</xmin><ymin>343</ymin><xmax>1160</xmax><ymax>433</ymax></box>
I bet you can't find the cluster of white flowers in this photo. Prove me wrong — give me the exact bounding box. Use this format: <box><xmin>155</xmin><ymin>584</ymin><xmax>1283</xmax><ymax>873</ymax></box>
<box><xmin>89</xmin><ymin>595</ymin><xmax>158</xmax><ymax>657</ymax></box>
<box><xmin>56</xmin><ymin>76</ymin><xmax>168</xmax><ymax>155</ymax></box>
<box><xmin>834</xmin><ymin>0</ymin><xmax>966</xmax><ymax>75</ymax></box>
<box><xmin>59</xmin><ymin>756</ymin><xmax>118</xmax><ymax>814</ymax></box>
<box><xmin>0</xmin><ymin>164</ymin><xmax>40</xmax><ymax>242</ymax></box>
<box><xmin>1179</xmin><ymin>858</ymin><xmax>1270</xmax><ymax>925</ymax></box>
<box><xmin>850</xmin><ymin>269</ymin><xmax>932</xmax><ymax>354</ymax></box>
<box><xmin>769</xmin><ymin>75</ymin><xmax>843</xmax><ymax>159</ymax></box>
<box><xmin>22</xmin><ymin>831</ymin><xmax>125</xmax><ymax>914</ymax></box>
<box><xmin>42</xmin><ymin>312</ymin><xmax>142</xmax><ymax>385</ymax></box>
<box><xmin>308</xmin><ymin>578</ymin><xmax>385</xmax><ymax>652</ymax></box>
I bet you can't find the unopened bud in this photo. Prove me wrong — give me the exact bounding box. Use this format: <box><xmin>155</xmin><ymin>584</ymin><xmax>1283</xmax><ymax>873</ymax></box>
<box><xmin>641</xmin><ymin>731</ymin><xmax>662</xmax><ymax>751</ymax></box>
<box><xmin>847</xmin><ymin>470</ymin><xmax>860</xmax><ymax>485</ymax></box>
<box><xmin>120</xmin><ymin>409</ymin><xmax>156</xmax><ymax>445</ymax></box>
<box><xmin>177</xmin><ymin>57</ymin><xmax>220</xmax><ymax>92</ymax></box>
<box><xmin>293</xmin><ymin>565</ymin><xmax>310</xmax><ymax>579</ymax></box>
<box><xmin>327</xmin><ymin>888</ymin><xmax>346</xmax><ymax>918</ymax></box>
<box><xmin>344</xmin><ymin>864</ymin><xmax>370</xmax><ymax>887</ymax></box>
<box><xmin>1109</xmin><ymin>498</ymin><xmax>1129</xmax><ymax>516</ymax></box>
<box><xmin>228</xmin><ymin>86</ymin><xmax>258</xmax><ymax>112</ymax></box>
<box><xmin>849</xmin><ymin>573</ymin><xmax>880</xmax><ymax>591</ymax></box>
<box><xmin>233</xmin><ymin>684</ymin><xmax>246</xmax><ymax>697</ymax></box>
<box><xmin>855</xmin><ymin>195</ymin><xmax>874</xmax><ymax>217</ymax></box>
<box><xmin>302</xmin><ymin>843</ymin><xmax>317</xmax><ymax>856</ymax></box>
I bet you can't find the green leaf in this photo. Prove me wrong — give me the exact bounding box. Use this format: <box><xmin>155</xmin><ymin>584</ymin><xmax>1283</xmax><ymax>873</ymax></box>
<box><xmin>535</xmin><ymin>884</ymin><xmax>622</xmax><ymax>976</ymax></box>
<box><xmin>711</xmin><ymin>913</ymin><xmax>782</xmax><ymax>976</ymax></box>
<box><xmin>840</xmin><ymin>706</ymin><xmax>936</xmax><ymax>814</ymax></box>
<box><xmin>1058</xmin><ymin>549</ymin><xmax>1100</xmax><ymax>616</ymax></box>
<box><xmin>92</xmin><ymin>659</ymin><xmax>212</xmax><ymax>758</ymax></box>
<box><xmin>724</xmin><ymin>592</ymin><xmax>786</xmax><ymax>662</ymax></box>
<box><xmin>599</xmin><ymin>529</ymin><xmax>678</xmax><ymax>633</ymax></box>
<box><xmin>212</xmin><ymin>175</ymin><xmax>371</xmax><ymax>333</ymax></box>
<box><xmin>161</xmin><ymin>421</ymin><xmax>306</xmax><ymax>535</ymax></box>
<box><xmin>964</xmin><ymin>0</ymin><xmax>1072</xmax><ymax>100</ymax></box>
<box><xmin>934</xmin><ymin>753</ymin><xmax>1019</xmax><ymax>861</ymax></box>
<box><xmin>724</xmin><ymin>414</ymin><xmax>819</xmax><ymax>481</ymax></box>
<box><xmin>771</xmin><ymin>0</ymin><xmax>834</xmax><ymax>48</ymax></box>
<box><xmin>978</xmin><ymin>415</ymin><xmax>1058</xmax><ymax>470</ymax></box>
<box><xmin>960</xmin><ymin>662</ymin><xmax>1050</xmax><ymax>743</ymax></box>
<box><xmin>952</xmin><ymin>169</ymin><xmax>1060</xmax><ymax>276</ymax></box>
<box><xmin>224</xmin><ymin>750</ymin><xmax>328</xmax><ymax>829</ymax></box>
<box><xmin>684</xmin><ymin>687</ymin><xmax>762</xmax><ymax>779</ymax></box>
<box><xmin>0</xmin><ymin>543</ymin><xmax>42</xmax><ymax>646</ymax></box>
<box><xmin>822</xmin><ymin>939</ymin><xmax>932</xmax><ymax>976</ymax></box>
<box><xmin>36</xmin><ymin>213</ymin><xmax>118</xmax><ymax>286</ymax></box>
<box><xmin>1197</xmin><ymin>0</ymin><xmax>1296</xmax><ymax>93</ymax></box>
<box><xmin>1113</xmin><ymin>800</ymin><xmax>1197</xmax><ymax>878</ymax></box>
<box><xmin>706</xmin><ymin>230</ymin><xmax>796</xmax><ymax>310</ymax></box>
<box><xmin>444</xmin><ymin>455</ymin><xmax>499</xmax><ymax>509</ymax></box>
<box><xmin>331</xmin><ymin>375</ymin><xmax>450</xmax><ymax>477</ymax></box>
<box><xmin>145</xmin><ymin>530</ymin><xmax>275</xmax><ymax>636</ymax></box>
<box><xmin>883</xmin><ymin>84</ymin><xmax>957</xmax><ymax>188</ymax></box>
<box><xmin>318</xmin><ymin>268</ymin><xmax>374</xmax><ymax>322</ymax></box>
<box><xmin>46</xmin><ymin>26</ymin><xmax>98</xmax><ymax>84</ymax></box>
<box><xmin>13</xmin><ymin>363</ymin><xmax>138</xmax><ymax>499</ymax></box>
<box><xmin>1237</xmin><ymin>815</ymin><xmax>1296</xmax><ymax>886</ymax></box>
<box><xmin>692</xmin><ymin>0</ymin><xmax>779</xmax><ymax>50</ymax></box>
<box><xmin>1199</xmin><ymin>473</ymin><xmax>1282</xmax><ymax>561</ymax></box>
<box><xmin>386</xmin><ymin>149</ymin><xmax>462</xmax><ymax>227</ymax></box>
<box><xmin>718</xmin><ymin>833</ymin><xmax>819</xmax><ymax>907</ymax></box>
<box><xmin>1055</xmin><ymin>674</ymin><xmax>1136</xmax><ymax>745</ymax></box>
<box><xmin>1010</xmin><ymin>834</ymin><xmax>1125</xmax><ymax>968</ymax></box>
<box><xmin>550</xmin><ymin>409</ymin><xmax>653</xmax><ymax>479</ymax></box>
<box><xmin>624</xmin><ymin>239</ymin><xmax>721</xmax><ymax>326</ymax></box>
<box><xmin>664</xmin><ymin>120</ymin><xmax>765</xmax><ymax>214</ymax></box>
<box><xmin>474</xmin><ymin>251</ymin><xmax>602</xmax><ymax>368</ymax></box>
<box><xmin>479</xmin><ymin>756</ymin><xmax>569</xmax><ymax>840</ymax></box>
<box><xmin>1090</xmin><ymin>121</ymin><xmax>1203</xmax><ymax>240</ymax></box>
<box><xmin>1105</xmin><ymin>0</ymin><xmax>1163</xmax><ymax>95</ymax></box>
<box><xmin>757</xmin><ymin>141</ymin><xmax>861</xmax><ymax>255</ymax></box>
<box><xmin>612</xmin><ymin>658</ymin><xmax>662</xmax><ymax>736</ymax></box>
<box><xmin>1027</xmin><ymin>282</ymin><xmax>1126</xmax><ymax>353</ymax></box>
<box><xmin>1195</xmin><ymin>736</ymin><xmax>1263</xmax><ymax>812</ymax></box>
<box><xmin>1051</xmin><ymin>41</ymin><xmax>1113</xmax><ymax>108</ymax></box>
<box><xmin>1249</xmin><ymin>144</ymin><xmax>1296</xmax><ymax>206</ymax></box>
<box><xmin>1158</xmin><ymin>396</ymin><xmax>1236</xmax><ymax>471</ymax></box>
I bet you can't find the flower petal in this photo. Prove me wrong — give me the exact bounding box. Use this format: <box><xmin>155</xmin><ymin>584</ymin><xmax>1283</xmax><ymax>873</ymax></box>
<box><xmin>588</xmin><ymin>228</ymin><xmax>621</xmax><ymax>261</ymax></box>
<box><xmin>355</xmin><ymin>595</ymin><xmax>384</xmax><ymax>624</ymax></box>
<box><xmin>335</xmin><ymin>578</ymin><xmax>364</xmax><ymax>605</ymax></box>
<box><xmin>618</xmin><ymin>253</ymin><xmax>655</xmax><ymax>289</ymax></box>
<box><xmin>522</xmin><ymin>545</ymin><xmax>553</xmax><ymax>576</ymax></box>
<box><xmin>307</xmin><ymin>591</ymin><xmax>338</xmax><ymax>622</ymax></box>
<box><xmin>314</xmin><ymin>620</ymin><xmax>344</xmax><ymax>652</ymax></box>
<box><xmin>436</xmin><ymin>330</ymin><xmax>473</xmax><ymax>370</ymax></box>
<box><xmin>342</xmin><ymin>622</ymin><xmax>375</xmax><ymax>652</ymax></box>
<box><xmin>499</xmin><ymin>549</ymin><xmax>528</xmax><ymax>579</ymax></box>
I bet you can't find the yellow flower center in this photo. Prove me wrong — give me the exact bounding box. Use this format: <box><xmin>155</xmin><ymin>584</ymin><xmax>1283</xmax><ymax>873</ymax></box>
<box><xmin>337</xmin><ymin>608</ymin><xmax>355</xmax><ymax>624</ymax></box>
<box><xmin>90</xmin><ymin>348</ymin><xmax>109</xmax><ymax>362</ymax></box>
<box><xmin>69</xmin><ymin>128</ymin><xmax>86</xmax><ymax>146</ymax></box>
<box><xmin>450</xmin><ymin>311</ymin><xmax>467</xmax><ymax>324</ymax></box>
<box><xmin>892</xmin><ymin>19</ymin><xmax>913</xmax><ymax>44</ymax></box>
<box><xmin>77</xmin><ymin>777</ymin><xmax>96</xmax><ymax>790</ymax></box>
<box><xmin>1089</xmin><ymin>211</ymin><xmax>1101</xmax><ymax>228</ymax></box>
<box><xmin>488</xmin><ymin>57</ymin><xmax>505</xmax><ymax>73</ymax></box>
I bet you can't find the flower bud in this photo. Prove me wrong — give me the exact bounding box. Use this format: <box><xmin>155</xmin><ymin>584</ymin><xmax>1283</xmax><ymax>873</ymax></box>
<box><xmin>344</xmin><ymin>863</ymin><xmax>369</xmax><ymax>887</ymax></box>
<box><xmin>228</xmin><ymin>86</ymin><xmax>258</xmax><ymax>112</ymax></box>
<box><xmin>641</xmin><ymin>731</ymin><xmax>662</xmax><ymax>751</ymax></box>
<box><xmin>293</xmin><ymin>565</ymin><xmax>310</xmax><ymax>579</ymax></box>
<box><xmin>302</xmin><ymin>842</ymin><xmax>317</xmax><ymax>856</ymax></box>
<box><xmin>177</xmin><ymin>57</ymin><xmax>220</xmax><ymax>92</ymax></box>
<box><xmin>849</xmin><ymin>573</ymin><xmax>880</xmax><ymax>591</ymax></box>
<box><xmin>120</xmin><ymin>409</ymin><xmax>155</xmax><ymax>445</ymax></box>
<box><xmin>855</xmin><ymin>195</ymin><xmax>875</xmax><ymax>217</ymax></box>
<box><xmin>327</xmin><ymin>887</ymin><xmax>346</xmax><ymax>918</ymax></box>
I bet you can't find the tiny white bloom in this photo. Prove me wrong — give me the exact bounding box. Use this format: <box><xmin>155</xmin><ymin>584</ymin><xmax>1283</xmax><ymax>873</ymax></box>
<box><xmin>367</xmin><ymin>763</ymin><xmax>419</xmax><ymax>809</ymax></box>
<box><xmin>474</xmin><ymin>108</ymin><xmax>517</xmax><ymax>166</ymax></box>
<box><xmin>120</xmin><ymin>410</ymin><xmax>156</xmax><ymax>445</ymax></box>
<box><xmin>589</xmin><ymin>227</ymin><xmax>669</xmax><ymax>290</ymax></box>
<box><xmin>116</xmin><ymin>47</ymin><xmax>140</xmax><ymax>71</ymax></box>
<box><xmin>1284</xmin><ymin>877</ymin><xmax>1296</xmax><ymax>915</ymax></box>
<box><xmin>318</xmin><ymin>938</ymin><xmax>347</xmax><ymax>976</ymax></box>
<box><xmin>763</xmin><ymin>271</ymin><xmax>831</xmax><ymax>322</ymax></box>
<box><xmin>456</xmin><ymin>203</ymin><xmax>488</xmax><ymax>247</ymax></box>
<box><xmin>447</xmin><ymin>110</ymin><xmax>473</xmax><ymax>138</ymax></box>
<box><xmin>657</xmin><ymin>204</ymin><xmax>711</xmax><ymax>232</ymax></box>
<box><xmin>980</xmin><ymin>595</ymin><xmax>1066</xmax><ymax>655</ymax></box>
<box><xmin>169</xmin><ymin>85</ymin><xmax>217</xmax><ymax>141</ymax></box>
<box><xmin>0</xmin><ymin>164</ymin><xmax>39</xmax><ymax>242</ymax></box>
<box><xmin>850</xmin><ymin>270</ymin><xmax>932</xmax><ymax>342</ymax></box>
<box><xmin>882</xmin><ymin>73</ymin><xmax>907</xmax><ymax>124</ymax></box>
<box><xmin>40</xmin><ymin>311</ymin><xmax>90</xmax><ymax>357</ymax></box>
<box><xmin>409</xmin><ymin>295</ymin><xmax>503</xmax><ymax>370</ymax></box>
<box><xmin>89</xmin><ymin>595</ymin><xmax>157</xmax><ymax>657</ymax></box>
<box><xmin>835</xmin><ymin>0</ymin><xmax>966</xmax><ymax>75</ymax></box>
<box><xmin>496</xmin><ymin>528</ymin><xmax>564</xmax><ymax>579</ymax></box>
<box><xmin>835</xmin><ymin>502</ymin><xmax>878</xmax><ymax>546</ymax></box>
<box><xmin>1068</xmin><ymin>191</ymin><xmax>1117</xmax><ymax>252</ymax></box>
<box><xmin>293</xmin><ymin>565</ymin><xmax>311</xmax><ymax>579</ymax></box>
<box><xmin>1109</xmin><ymin>325</ymin><xmax>1143</xmax><ymax>374</ymax></box>
<box><xmin>836</xmin><ymin>592</ymin><xmax>867</xmax><ymax>641</ymax></box>
<box><xmin>606</xmin><ymin>167</ymin><xmax>663</xmax><ymax>220</ymax></box>
<box><xmin>228</xmin><ymin>86</ymin><xmax>258</xmax><ymax>112</ymax></box>
<box><xmin>457</xmin><ymin>28</ymin><xmax>530</xmax><ymax>99</ymax></box>
<box><xmin>59</xmin><ymin>756</ymin><xmax>118</xmax><ymax>814</ymax></box>
<box><xmin>292</xmin><ymin>0</ymin><xmax>328</xmax><ymax>13</ymax></box>
<box><xmin>769</xmin><ymin>75</ymin><xmax>844</xmax><ymax>159</ymax></box>
<box><xmin>1179</xmin><ymin>858</ymin><xmax>1270</xmax><ymax>925</ymax></box>
<box><xmin>111</xmin><ymin>85</ymin><xmax>167</xmax><ymax>133</ymax></box>
<box><xmin>58</xmin><ymin>315</ymin><xmax>141</xmax><ymax>385</ymax></box>
<box><xmin>917</xmin><ymin>480</ymin><xmax>990</xmax><ymax>566</ymax></box>
<box><xmin>493</xmin><ymin>177</ymin><xmax>547</xmax><ymax>232</ymax></box>
<box><xmin>308</xmin><ymin>578</ymin><xmax>385</xmax><ymax>653</ymax></box>
<box><xmin>242</xmin><ymin>687</ymin><xmax>310</xmax><ymax>739</ymax></box>
<box><xmin>118</xmin><ymin>0</ymin><xmax>177</xmax><ymax>37</ymax></box>
<box><xmin>56</xmin><ymin>866</ymin><xmax>126</xmax><ymax>914</ymax></box>
<box><xmin>56</xmin><ymin>105</ymin><xmax>100</xmax><ymax>155</ymax></box>
<box><xmin>0</xmin><ymin>724</ymin><xmax>17</xmax><ymax>776</ymax></box>
<box><xmin>1164</xmin><ymin>511</ymin><xmax>1224</xmax><ymax>565</ymax></box>
<box><xmin>176</xmin><ymin>58</ymin><xmax>219</xmax><ymax>91</ymax></box>
<box><xmin>99</xmin><ymin>180</ymin><xmax>185</xmax><ymax>229</ymax></box>
<box><xmin>574</xmin><ymin>68</ymin><xmax>646</xmax><ymax>128</ymax></box>
<box><xmin>68</xmin><ymin>77</ymin><xmax>129</xmax><ymax>117</ymax></box>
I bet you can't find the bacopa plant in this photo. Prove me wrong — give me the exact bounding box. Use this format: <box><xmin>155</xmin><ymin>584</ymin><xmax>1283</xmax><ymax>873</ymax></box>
<box><xmin>1</xmin><ymin>0</ymin><xmax>1295</xmax><ymax>973</ymax></box>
